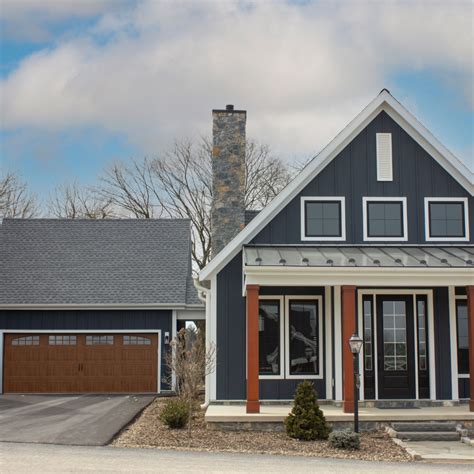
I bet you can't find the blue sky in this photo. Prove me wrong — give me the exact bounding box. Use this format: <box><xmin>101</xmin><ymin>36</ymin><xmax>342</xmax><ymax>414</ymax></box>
<box><xmin>0</xmin><ymin>1</ymin><xmax>472</xmax><ymax>203</ymax></box>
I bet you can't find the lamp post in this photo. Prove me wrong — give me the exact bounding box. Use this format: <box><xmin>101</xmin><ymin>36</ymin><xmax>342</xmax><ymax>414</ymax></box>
<box><xmin>348</xmin><ymin>333</ymin><xmax>363</xmax><ymax>433</ymax></box>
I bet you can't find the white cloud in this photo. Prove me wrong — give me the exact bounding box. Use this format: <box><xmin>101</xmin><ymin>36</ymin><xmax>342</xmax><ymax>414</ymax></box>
<box><xmin>1</xmin><ymin>0</ymin><xmax>472</xmax><ymax>165</ymax></box>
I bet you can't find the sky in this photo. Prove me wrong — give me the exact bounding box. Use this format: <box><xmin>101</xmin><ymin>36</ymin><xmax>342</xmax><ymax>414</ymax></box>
<box><xmin>0</xmin><ymin>0</ymin><xmax>473</xmax><ymax>204</ymax></box>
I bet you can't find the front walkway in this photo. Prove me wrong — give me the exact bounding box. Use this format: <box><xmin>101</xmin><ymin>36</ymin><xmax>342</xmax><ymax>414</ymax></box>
<box><xmin>206</xmin><ymin>404</ymin><xmax>474</xmax><ymax>425</ymax></box>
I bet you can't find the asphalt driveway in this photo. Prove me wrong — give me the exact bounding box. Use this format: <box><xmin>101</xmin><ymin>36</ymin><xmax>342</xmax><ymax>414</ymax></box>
<box><xmin>0</xmin><ymin>394</ymin><xmax>154</xmax><ymax>446</ymax></box>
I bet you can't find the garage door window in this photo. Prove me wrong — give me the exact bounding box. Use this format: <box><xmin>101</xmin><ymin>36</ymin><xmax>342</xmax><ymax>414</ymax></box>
<box><xmin>86</xmin><ymin>335</ymin><xmax>114</xmax><ymax>345</ymax></box>
<box><xmin>49</xmin><ymin>335</ymin><xmax>77</xmax><ymax>345</ymax></box>
<box><xmin>124</xmin><ymin>335</ymin><xmax>151</xmax><ymax>345</ymax></box>
<box><xmin>12</xmin><ymin>336</ymin><xmax>40</xmax><ymax>346</ymax></box>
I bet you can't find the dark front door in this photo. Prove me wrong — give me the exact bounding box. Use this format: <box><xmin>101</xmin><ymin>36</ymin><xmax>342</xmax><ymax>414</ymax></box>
<box><xmin>377</xmin><ymin>296</ymin><xmax>415</xmax><ymax>399</ymax></box>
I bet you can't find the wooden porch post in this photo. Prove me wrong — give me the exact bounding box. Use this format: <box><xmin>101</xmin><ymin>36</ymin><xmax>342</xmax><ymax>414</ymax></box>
<box><xmin>467</xmin><ymin>286</ymin><xmax>474</xmax><ymax>412</ymax></box>
<box><xmin>246</xmin><ymin>284</ymin><xmax>260</xmax><ymax>413</ymax></box>
<box><xmin>342</xmin><ymin>285</ymin><xmax>356</xmax><ymax>413</ymax></box>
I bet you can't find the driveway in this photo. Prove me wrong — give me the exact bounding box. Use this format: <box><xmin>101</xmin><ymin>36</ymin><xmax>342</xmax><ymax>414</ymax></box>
<box><xmin>0</xmin><ymin>394</ymin><xmax>154</xmax><ymax>446</ymax></box>
<box><xmin>0</xmin><ymin>443</ymin><xmax>472</xmax><ymax>474</ymax></box>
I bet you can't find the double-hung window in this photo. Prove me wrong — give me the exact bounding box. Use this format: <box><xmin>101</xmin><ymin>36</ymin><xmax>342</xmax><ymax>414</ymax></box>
<box><xmin>301</xmin><ymin>197</ymin><xmax>346</xmax><ymax>241</ymax></box>
<box><xmin>258</xmin><ymin>296</ymin><xmax>322</xmax><ymax>379</ymax></box>
<box><xmin>424</xmin><ymin>198</ymin><xmax>469</xmax><ymax>241</ymax></box>
<box><xmin>363</xmin><ymin>197</ymin><xmax>408</xmax><ymax>241</ymax></box>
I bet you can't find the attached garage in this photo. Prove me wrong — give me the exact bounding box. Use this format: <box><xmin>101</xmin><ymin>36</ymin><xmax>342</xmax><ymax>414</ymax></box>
<box><xmin>0</xmin><ymin>219</ymin><xmax>205</xmax><ymax>395</ymax></box>
<box><xmin>3</xmin><ymin>333</ymin><xmax>159</xmax><ymax>393</ymax></box>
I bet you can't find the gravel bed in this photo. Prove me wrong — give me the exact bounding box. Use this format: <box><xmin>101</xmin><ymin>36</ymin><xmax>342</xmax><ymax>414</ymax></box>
<box><xmin>111</xmin><ymin>398</ymin><xmax>411</xmax><ymax>462</ymax></box>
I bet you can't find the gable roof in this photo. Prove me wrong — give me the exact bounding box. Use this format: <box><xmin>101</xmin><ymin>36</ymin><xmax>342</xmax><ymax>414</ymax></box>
<box><xmin>200</xmin><ymin>89</ymin><xmax>474</xmax><ymax>281</ymax></box>
<box><xmin>0</xmin><ymin>218</ymin><xmax>202</xmax><ymax>307</ymax></box>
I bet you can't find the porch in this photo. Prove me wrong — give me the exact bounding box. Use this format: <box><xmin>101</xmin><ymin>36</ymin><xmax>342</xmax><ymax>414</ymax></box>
<box><xmin>205</xmin><ymin>403</ymin><xmax>474</xmax><ymax>431</ymax></box>
<box><xmin>241</xmin><ymin>245</ymin><xmax>474</xmax><ymax>414</ymax></box>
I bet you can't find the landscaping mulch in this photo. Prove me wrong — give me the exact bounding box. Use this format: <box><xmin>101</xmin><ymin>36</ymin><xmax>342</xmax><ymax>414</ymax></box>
<box><xmin>111</xmin><ymin>398</ymin><xmax>411</xmax><ymax>462</ymax></box>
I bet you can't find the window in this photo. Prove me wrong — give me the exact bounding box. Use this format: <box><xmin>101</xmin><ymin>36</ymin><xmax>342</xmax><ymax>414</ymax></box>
<box><xmin>425</xmin><ymin>198</ymin><xmax>469</xmax><ymax>241</ymax></box>
<box><xmin>49</xmin><ymin>335</ymin><xmax>77</xmax><ymax>345</ymax></box>
<box><xmin>12</xmin><ymin>335</ymin><xmax>39</xmax><ymax>346</ymax></box>
<box><xmin>363</xmin><ymin>197</ymin><xmax>407</xmax><ymax>241</ymax></box>
<box><xmin>287</xmin><ymin>299</ymin><xmax>320</xmax><ymax>376</ymax></box>
<box><xmin>456</xmin><ymin>300</ymin><xmax>469</xmax><ymax>375</ymax></box>
<box><xmin>416</xmin><ymin>298</ymin><xmax>428</xmax><ymax>371</ymax></box>
<box><xmin>259</xmin><ymin>299</ymin><xmax>282</xmax><ymax>376</ymax></box>
<box><xmin>123</xmin><ymin>335</ymin><xmax>151</xmax><ymax>345</ymax></box>
<box><xmin>301</xmin><ymin>197</ymin><xmax>346</xmax><ymax>241</ymax></box>
<box><xmin>363</xmin><ymin>299</ymin><xmax>373</xmax><ymax>371</ymax></box>
<box><xmin>86</xmin><ymin>335</ymin><xmax>114</xmax><ymax>345</ymax></box>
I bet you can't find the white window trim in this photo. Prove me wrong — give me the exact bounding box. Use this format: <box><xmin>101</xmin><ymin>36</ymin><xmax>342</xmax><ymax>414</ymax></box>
<box><xmin>285</xmin><ymin>295</ymin><xmax>323</xmax><ymax>380</ymax></box>
<box><xmin>258</xmin><ymin>296</ymin><xmax>285</xmax><ymax>380</ymax></box>
<box><xmin>362</xmin><ymin>196</ymin><xmax>408</xmax><ymax>242</ymax></box>
<box><xmin>424</xmin><ymin>197</ymin><xmax>470</xmax><ymax>242</ymax></box>
<box><xmin>301</xmin><ymin>196</ymin><xmax>346</xmax><ymax>241</ymax></box>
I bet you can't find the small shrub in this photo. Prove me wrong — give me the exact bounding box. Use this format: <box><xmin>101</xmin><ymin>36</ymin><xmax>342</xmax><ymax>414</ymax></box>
<box><xmin>328</xmin><ymin>430</ymin><xmax>360</xmax><ymax>450</ymax></box>
<box><xmin>285</xmin><ymin>380</ymin><xmax>331</xmax><ymax>441</ymax></box>
<box><xmin>159</xmin><ymin>398</ymin><xmax>189</xmax><ymax>429</ymax></box>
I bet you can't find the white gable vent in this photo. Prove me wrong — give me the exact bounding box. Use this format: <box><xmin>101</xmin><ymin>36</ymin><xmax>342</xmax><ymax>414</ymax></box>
<box><xmin>376</xmin><ymin>133</ymin><xmax>393</xmax><ymax>181</ymax></box>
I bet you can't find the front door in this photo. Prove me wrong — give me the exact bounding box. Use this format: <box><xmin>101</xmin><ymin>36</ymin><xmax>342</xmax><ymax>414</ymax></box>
<box><xmin>376</xmin><ymin>296</ymin><xmax>416</xmax><ymax>399</ymax></box>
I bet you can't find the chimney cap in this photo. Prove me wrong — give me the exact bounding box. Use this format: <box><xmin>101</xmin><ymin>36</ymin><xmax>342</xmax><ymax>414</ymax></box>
<box><xmin>226</xmin><ymin>104</ymin><xmax>234</xmax><ymax>111</ymax></box>
<box><xmin>212</xmin><ymin>105</ymin><xmax>246</xmax><ymax>114</ymax></box>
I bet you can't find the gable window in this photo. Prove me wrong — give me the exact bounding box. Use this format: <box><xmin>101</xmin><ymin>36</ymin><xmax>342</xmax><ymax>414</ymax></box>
<box><xmin>301</xmin><ymin>197</ymin><xmax>346</xmax><ymax>241</ymax></box>
<box><xmin>363</xmin><ymin>197</ymin><xmax>407</xmax><ymax>241</ymax></box>
<box><xmin>424</xmin><ymin>198</ymin><xmax>469</xmax><ymax>241</ymax></box>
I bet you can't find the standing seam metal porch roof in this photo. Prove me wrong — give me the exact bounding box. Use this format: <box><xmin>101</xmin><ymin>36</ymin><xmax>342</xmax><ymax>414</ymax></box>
<box><xmin>0</xmin><ymin>219</ymin><xmax>202</xmax><ymax>306</ymax></box>
<box><xmin>244</xmin><ymin>246</ymin><xmax>474</xmax><ymax>268</ymax></box>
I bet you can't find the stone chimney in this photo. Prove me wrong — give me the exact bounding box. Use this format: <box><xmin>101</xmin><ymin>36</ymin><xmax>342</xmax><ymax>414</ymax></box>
<box><xmin>211</xmin><ymin>104</ymin><xmax>246</xmax><ymax>257</ymax></box>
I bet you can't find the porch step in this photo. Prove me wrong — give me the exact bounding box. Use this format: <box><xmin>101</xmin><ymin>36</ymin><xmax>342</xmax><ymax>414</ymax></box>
<box><xmin>395</xmin><ymin>431</ymin><xmax>461</xmax><ymax>442</ymax></box>
<box><xmin>391</xmin><ymin>422</ymin><xmax>458</xmax><ymax>432</ymax></box>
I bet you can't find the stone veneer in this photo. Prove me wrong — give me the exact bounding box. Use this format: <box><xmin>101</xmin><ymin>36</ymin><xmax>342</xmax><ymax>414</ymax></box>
<box><xmin>211</xmin><ymin>105</ymin><xmax>246</xmax><ymax>256</ymax></box>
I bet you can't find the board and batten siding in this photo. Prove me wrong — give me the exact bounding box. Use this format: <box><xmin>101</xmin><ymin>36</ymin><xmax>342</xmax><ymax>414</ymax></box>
<box><xmin>251</xmin><ymin>111</ymin><xmax>473</xmax><ymax>245</ymax></box>
<box><xmin>0</xmin><ymin>309</ymin><xmax>172</xmax><ymax>391</ymax></box>
<box><xmin>216</xmin><ymin>252</ymin><xmax>327</xmax><ymax>400</ymax></box>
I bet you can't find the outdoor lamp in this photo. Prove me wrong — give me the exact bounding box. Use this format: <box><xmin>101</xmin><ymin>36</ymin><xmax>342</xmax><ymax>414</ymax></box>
<box><xmin>349</xmin><ymin>333</ymin><xmax>363</xmax><ymax>354</ymax></box>
<box><xmin>348</xmin><ymin>333</ymin><xmax>363</xmax><ymax>433</ymax></box>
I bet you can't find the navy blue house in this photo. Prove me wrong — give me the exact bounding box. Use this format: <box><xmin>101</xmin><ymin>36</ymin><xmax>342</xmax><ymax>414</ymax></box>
<box><xmin>199</xmin><ymin>90</ymin><xmax>474</xmax><ymax>414</ymax></box>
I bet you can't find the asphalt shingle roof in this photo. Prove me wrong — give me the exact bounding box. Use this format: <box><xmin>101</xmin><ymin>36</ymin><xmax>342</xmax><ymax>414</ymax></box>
<box><xmin>0</xmin><ymin>218</ymin><xmax>202</xmax><ymax>306</ymax></box>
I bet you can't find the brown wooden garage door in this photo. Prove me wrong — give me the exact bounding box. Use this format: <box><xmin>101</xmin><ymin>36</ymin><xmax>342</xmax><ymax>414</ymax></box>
<box><xmin>3</xmin><ymin>333</ymin><xmax>158</xmax><ymax>393</ymax></box>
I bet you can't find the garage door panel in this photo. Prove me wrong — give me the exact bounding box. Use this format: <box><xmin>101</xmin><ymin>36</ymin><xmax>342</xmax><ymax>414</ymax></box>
<box><xmin>3</xmin><ymin>333</ymin><xmax>159</xmax><ymax>393</ymax></box>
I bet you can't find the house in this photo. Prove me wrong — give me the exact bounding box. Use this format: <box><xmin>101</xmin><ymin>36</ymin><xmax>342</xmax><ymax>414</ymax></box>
<box><xmin>0</xmin><ymin>218</ymin><xmax>204</xmax><ymax>394</ymax></box>
<box><xmin>198</xmin><ymin>91</ymin><xmax>474</xmax><ymax>415</ymax></box>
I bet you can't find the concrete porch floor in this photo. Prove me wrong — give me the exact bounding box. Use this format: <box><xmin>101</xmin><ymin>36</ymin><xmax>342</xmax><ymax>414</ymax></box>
<box><xmin>205</xmin><ymin>404</ymin><xmax>474</xmax><ymax>424</ymax></box>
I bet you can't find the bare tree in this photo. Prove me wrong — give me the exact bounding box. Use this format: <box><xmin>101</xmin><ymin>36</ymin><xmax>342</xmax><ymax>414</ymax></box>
<box><xmin>164</xmin><ymin>327</ymin><xmax>216</xmax><ymax>433</ymax></box>
<box><xmin>48</xmin><ymin>182</ymin><xmax>114</xmax><ymax>219</ymax></box>
<box><xmin>154</xmin><ymin>138</ymin><xmax>292</xmax><ymax>269</ymax></box>
<box><xmin>0</xmin><ymin>172</ymin><xmax>38</xmax><ymax>218</ymax></box>
<box><xmin>97</xmin><ymin>138</ymin><xmax>292</xmax><ymax>268</ymax></box>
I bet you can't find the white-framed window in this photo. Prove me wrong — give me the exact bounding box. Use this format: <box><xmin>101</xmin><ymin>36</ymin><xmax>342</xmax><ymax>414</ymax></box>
<box><xmin>259</xmin><ymin>296</ymin><xmax>284</xmax><ymax>379</ymax></box>
<box><xmin>363</xmin><ymin>197</ymin><xmax>408</xmax><ymax>242</ymax></box>
<box><xmin>424</xmin><ymin>197</ymin><xmax>469</xmax><ymax>242</ymax></box>
<box><xmin>301</xmin><ymin>196</ymin><xmax>346</xmax><ymax>241</ymax></box>
<box><xmin>258</xmin><ymin>295</ymin><xmax>323</xmax><ymax>380</ymax></box>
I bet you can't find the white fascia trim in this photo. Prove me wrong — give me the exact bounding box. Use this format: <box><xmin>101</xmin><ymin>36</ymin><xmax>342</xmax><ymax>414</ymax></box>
<box><xmin>284</xmin><ymin>296</ymin><xmax>323</xmax><ymax>380</ymax></box>
<box><xmin>362</xmin><ymin>197</ymin><xmax>408</xmax><ymax>242</ymax></box>
<box><xmin>0</xmin><ymin>304</ymin><xmax>204</xmax><ymax>310</ymax></box>
<box><xmin>199</xmin><ymin>90</ymin><xmax>473</xmax><ymax>282</ymax></box>
<box><xmin>424</xmin><ymin>197</ymin><xmax>470</xmax><ymax>242</ymax></box>
<box><xmin>300</xmin><ymin>196</ymin><xmax>346</xmax><ymax>241</ymax></box>
<box><xmin>258</xmin><ymin>296</ymin><xmax>285</xmax><ymax>380</ymax></box>
<box><xmin>244</xmin><ymin>266</ymin><xmax>474</xmax><ymax>288</ymax></box>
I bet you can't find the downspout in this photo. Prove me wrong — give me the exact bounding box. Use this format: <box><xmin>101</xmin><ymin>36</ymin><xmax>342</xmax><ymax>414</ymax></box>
<box><xmin>194</xmin><ymin>278</ymin><xmax>212</xmax><ymax>408</ymax></box>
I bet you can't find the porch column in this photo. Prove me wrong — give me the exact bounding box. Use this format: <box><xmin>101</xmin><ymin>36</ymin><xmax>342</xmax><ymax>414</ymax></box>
<box><xmin>342</xmin><ymin>285</ymin><xmax>356</xmax><ymax>413</ymax></box>
<box><xmin>246</xmin><ymin>284</ymin><xmax>260</xmax><ymax>413</ymax></box>
<box><xmin>467</xmin><ymin>286</ymin><xmax>474</xmax><ymax>412</ymax></box>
